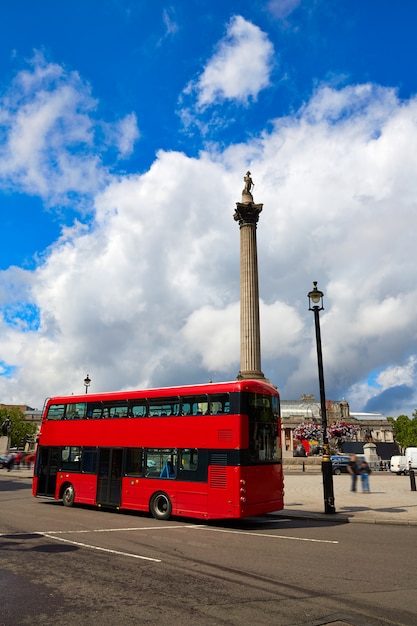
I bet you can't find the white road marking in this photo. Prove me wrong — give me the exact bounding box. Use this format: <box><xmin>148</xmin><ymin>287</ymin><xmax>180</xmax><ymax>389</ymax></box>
<box><xmin>191</xmin><ymin>526</ymin><xmax>339</xmax><ymax>543</ymax></box>
<box><xmin>39</xmin><ymin>525</ymin><xmax>186</xmax><ymax>535</ymax></box>
<box><xmin>0</xmin><ymin>525</ymin><xmax>187</xmax><ymax>538</ymax></box>
<box><xmin>1</xmin><ymin>522</ymin><xmax>337</xmax><ymax>548</ymax></box>
<box><xmin>248</xmin><ymin>518</ymin><xmax>291</xmax><ymax>523</ymax></box>
<box><xmin>41</xmin><ymin>532</ymin><xmax>162</xmax><ymax>562</ymax></box>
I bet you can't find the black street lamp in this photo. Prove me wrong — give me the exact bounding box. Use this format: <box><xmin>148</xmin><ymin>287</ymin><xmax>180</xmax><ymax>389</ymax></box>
<box><xmin>308</xmin><ymin>281</ymin><xmax>336</xmax><ymax>514</ymax></box>
<box><xmin>84</xmin><ymin>374</ymin><xmax>91</xmax><ymax>394</ymax></box>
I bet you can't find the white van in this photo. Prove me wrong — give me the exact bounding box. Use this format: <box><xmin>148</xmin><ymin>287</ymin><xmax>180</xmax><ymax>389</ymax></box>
<box><xmin>405</xmin><ymin>447</ymin><xmax>417</xmax><ymax>471</ymax></box>
<box><xmin>390</xmin><ymin>455</ymin><xmax>408</xmax><ymax>475</ymax></box>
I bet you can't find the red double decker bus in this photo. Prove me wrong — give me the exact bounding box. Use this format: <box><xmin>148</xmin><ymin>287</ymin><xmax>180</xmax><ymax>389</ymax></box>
<box><xmin>33</xmin><ymin>379</ymin><xmax>283</xmax><ymax>520</ymax></box>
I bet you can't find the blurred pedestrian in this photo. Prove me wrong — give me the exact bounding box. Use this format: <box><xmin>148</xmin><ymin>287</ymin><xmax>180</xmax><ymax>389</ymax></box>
<box><xmin>15</xmin><ymin>450</ymin><xmax>23</xmax><ymax>469</ymax></box>
<box><xmin>347</xmin><ymin>454</ymin><xmax>360</xmax><ymax>492</ymax></box>
<box><xmin>360</xmin><ymin>459</ymin><xmax>372</xmax><ymax>492</ymax></box>
<box><xmin>4</xmin><ymin>451</ymin><xmax>16</xmax><ymax>471</ymax></box>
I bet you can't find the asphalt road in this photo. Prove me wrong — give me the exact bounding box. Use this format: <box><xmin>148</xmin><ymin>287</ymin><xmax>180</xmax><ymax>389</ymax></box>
<box><xmin>1</xmin><ymin>475</ymin><xmax>417</xmax><ymax>626</ymax></box>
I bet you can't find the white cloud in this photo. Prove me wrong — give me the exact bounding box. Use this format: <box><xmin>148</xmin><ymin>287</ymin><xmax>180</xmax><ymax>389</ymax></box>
<box><xmin>186</xmin><ymin>16</ymin><xmax>274</xmax><ymax>109</ymax></box>
<box><xmin>346</xmin><ymin>357</ymin><xmax>417</xmax><ymax>414</ymax></box>
<box><xmin>0</xmin><ymin>266</ymin><xmax>33</xmax><ymax>305</ymax></box>
<box><xmin>103</xmin><ymin>112</ymin><xmax>140</xmax><ymax>159</ymax></box>
<box><xmin>0</xmin><ymin>52</ymin><xmax>140</xmax><ymax>206</ymax></box>
<box><xmin>267</xmin><ymin>0</ymin><xmax>301</xmax><ymax>20</ymax></box>
<box><xmin>162</xmin><ymin>8</ymin><xmax>179</xmax><ymax>37</ymax></box>
<box><xmin>3</xmin><ymin>74</ymin><xmax>417</xmax><ymax>418</ymax></box>
<box><xmin>377</xmin><ymin>358</ymin><xmax>417</xmax><ymax>390</ymax></box>
<box><xmin>182</xmin><ymin>303</ymin><xmax>239</xmax><ymax>371</ymax></box>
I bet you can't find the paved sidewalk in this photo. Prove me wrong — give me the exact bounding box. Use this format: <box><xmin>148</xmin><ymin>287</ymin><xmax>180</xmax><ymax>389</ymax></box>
<box><xmin>0</xmin><ymin>467</ymin><xmax>34</xmax><ymax>479</ymax></box>
<box><xmin>274</xmin><ymin>471</ymin><xmax>417</xmax><ymax>525</ymax></box>
<box><xmin>3</xmin><ymin>467</ymin><xmax>417</xmax><ymax>526</ymax></box>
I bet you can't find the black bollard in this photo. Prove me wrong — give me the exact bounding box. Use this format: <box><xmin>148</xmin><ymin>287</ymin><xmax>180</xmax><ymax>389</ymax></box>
<box><xmin>409</xmin><ymin>469</ymin><xmax>416</xmax><ymax>491</ymax></box>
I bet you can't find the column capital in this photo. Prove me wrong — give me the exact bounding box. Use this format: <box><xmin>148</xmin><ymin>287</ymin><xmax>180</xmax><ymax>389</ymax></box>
<box><xmin>234</xmin><ymin>202</ymin><xmax>263</xmax><ymax>226</ymax></box>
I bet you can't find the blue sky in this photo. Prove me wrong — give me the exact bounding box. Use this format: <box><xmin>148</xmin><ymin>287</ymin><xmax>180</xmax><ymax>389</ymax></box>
<box><xmin>1</xmin><ymin>0</ymin><xmax>417</xmax><ymax>417</ymax></box>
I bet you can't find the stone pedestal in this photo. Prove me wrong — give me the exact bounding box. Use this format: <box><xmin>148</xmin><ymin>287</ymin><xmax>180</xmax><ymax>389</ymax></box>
<box><xmin>363</xmin><ymin>443</ymin><xmax>379</xmax><ymax>469</ymax></box>
<box><xmin>0</xmin><ymin>435</ymin><xmax>10</xmax><ymax>455</ymax></box>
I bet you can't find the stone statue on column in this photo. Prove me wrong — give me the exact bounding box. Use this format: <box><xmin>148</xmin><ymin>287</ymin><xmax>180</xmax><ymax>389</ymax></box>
<box><xmin>242</xmin><ymin>171</ymin><xmax>254</xmax><ymax>203</ymax></box>
<box><xmin>1</xmin><ymin>417</ymin><xmax>11</xmax><ymax>436</ymax></box>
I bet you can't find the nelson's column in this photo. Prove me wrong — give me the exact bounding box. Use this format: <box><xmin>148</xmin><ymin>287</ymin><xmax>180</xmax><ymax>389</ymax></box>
<box><xmin>234</xmin><ymin>172</ymin><xmax>267</xmax><ymax>381</ymax></box>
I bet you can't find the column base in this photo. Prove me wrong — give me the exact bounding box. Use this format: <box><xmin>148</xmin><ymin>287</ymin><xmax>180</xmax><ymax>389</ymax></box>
<box><xmin>236</xmin><ymin>370</ymin><xmax>270</xmax><ymax>383</ymax></box>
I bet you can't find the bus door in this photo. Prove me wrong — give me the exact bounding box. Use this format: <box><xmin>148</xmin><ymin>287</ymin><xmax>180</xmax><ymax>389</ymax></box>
<box><xmin>96</xmin><ymin>448</ymin><xmax>123</xmax><ymax>507</ymax></box>
<box><xmin>36</xmin><ymin>447</ymin><xmax>60</xmax><ymax>498</ymax></box>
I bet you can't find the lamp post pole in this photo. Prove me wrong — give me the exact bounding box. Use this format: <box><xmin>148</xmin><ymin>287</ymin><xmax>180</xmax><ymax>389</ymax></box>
<box><xmin>84</xmin><ymin>374</ymin><xmax>91</xmax><ymax>394</ymax></box>
<box><xmin>308</xmin><ymin>282</ymin><xmax>336</xmax><ymax>514</ymax></box>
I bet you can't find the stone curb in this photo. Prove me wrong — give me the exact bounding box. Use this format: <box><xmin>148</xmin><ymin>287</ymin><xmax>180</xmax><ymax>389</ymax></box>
<box><xmin>270</xmin><ymin>510</ymin><xmax>417</xmax><ymax>526</ymax></box>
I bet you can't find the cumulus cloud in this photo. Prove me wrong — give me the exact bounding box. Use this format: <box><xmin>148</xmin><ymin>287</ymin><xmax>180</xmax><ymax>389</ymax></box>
<box><xmin>347</xmin><ymin>357</ymin><xmax>417</xmax><ymax>415</ymax></box>
<box><xmin>181</xmin><ymin>15</ymin><xmax>274</xmax><ymax>114</ymax></box>
<box><xmin>0</xmin><ymin>52</ymin><xmax>140</xmax><ymax>207</ymax></box>
<box><xmin>377</xmin><ymin>358</ymin><xmax>417</xmax><ymax>389</ymax></box>
<box><xmin>2</xmin><ymin>68</ymin><xmax>417</xmax><ymax>418</ymax></box>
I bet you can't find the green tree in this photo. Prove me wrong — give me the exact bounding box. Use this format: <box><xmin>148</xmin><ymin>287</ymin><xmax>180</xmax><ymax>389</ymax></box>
<box><xmin>0</xmin><ymin>407</ymin><xmax>37</xmax><ymax>449</ymax></box>
<box><xmin>388</xmin><ymin>414</ymin><xmax>417</xmax><ymax>450</ymax></box>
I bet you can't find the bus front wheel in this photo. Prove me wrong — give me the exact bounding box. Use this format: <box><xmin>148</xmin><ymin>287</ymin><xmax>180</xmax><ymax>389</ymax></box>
<box><xmin>62</xmin><ymin>484</ymin><xmax>75</xmax><ymax>507</ymax></box>
<box><xmin>150</xmin><ymin>492</ymin><xmax>172</xmax><ymax>520</ymax></box>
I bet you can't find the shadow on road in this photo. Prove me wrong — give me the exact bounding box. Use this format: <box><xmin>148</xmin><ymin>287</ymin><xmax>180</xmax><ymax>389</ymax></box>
<box><xmin>0</xmin><ymin>532</ymin><xmax>79</xmax><ymax>554</ymax></box>
<box><xmin>0</xmin><ymin>478</ymin><xmax>32</xmax><ymax>491</ymax></box>
<box><xmin>339</xmin><ymin>505</ymin><xmax>407</xmax><ymax>514</ymax></box>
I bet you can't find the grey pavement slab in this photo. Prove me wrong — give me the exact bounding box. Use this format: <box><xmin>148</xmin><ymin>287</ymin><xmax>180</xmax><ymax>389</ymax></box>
<box><xmin>274</xmin><ymin>471</ymin><xmax>417</xmax><ymax>525</ymax></box>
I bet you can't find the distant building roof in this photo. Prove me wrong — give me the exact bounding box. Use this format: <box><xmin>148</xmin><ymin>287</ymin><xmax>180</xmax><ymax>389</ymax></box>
<box><xmin>280</xmin><ymin>398</ymin><xmax>343</xmax><ymax>419</ymax></box>
<box><xmin>0</xmin><ymin>403</ymin><xmax>36</xmax><ymax>412</ymax></box>
<box><xmin>350</xmin><ymin>412</ymin><xmax>388</xmax><ymax>421</ymax></box>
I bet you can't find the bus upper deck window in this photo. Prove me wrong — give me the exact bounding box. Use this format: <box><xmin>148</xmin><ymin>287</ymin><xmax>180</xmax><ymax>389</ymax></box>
<box><xmin>129</xmin><ymin>403</ymin><xmax>147</xmax><ymax>418</ymax></box>
<box><xmin>66</xmin><ymin>403</ymin><xmax>87</xmax><ymax>420</ymax></box>
<box><xmin>47</xmin><ymin>404</ymin><xmax>65</xmax><ymax>420</ymax></box>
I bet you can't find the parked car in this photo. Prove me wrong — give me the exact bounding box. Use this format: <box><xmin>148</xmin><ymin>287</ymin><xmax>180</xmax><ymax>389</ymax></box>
<box><xmin>331</xmin><ymin>455</ymin><xmax>351</xmax><ymax>475</ymax></box>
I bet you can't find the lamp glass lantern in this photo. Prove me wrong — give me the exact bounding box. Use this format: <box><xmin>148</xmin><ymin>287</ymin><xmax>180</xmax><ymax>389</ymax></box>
<box><xmin>84</xmin><ymin>374</ymin><xmax>91</xmax><ymax>394</ymax></box>
<box><xmin>308</xmin><ymin>281</ymin><xmax>324</xmax><ymax>310</ymax></box>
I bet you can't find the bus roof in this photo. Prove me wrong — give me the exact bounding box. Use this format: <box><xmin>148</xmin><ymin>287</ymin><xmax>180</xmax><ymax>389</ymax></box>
<box><xmin>45</xmin><ymin>379</ymin><xmax>279</xmax><ymax>406</ymax></box>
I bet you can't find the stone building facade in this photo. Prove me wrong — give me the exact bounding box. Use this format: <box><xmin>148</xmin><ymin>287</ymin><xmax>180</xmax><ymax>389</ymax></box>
<box><xmin>280</xmin><ymin>395</ymin><xmax>394</xmax><ymax>456</ymax></box>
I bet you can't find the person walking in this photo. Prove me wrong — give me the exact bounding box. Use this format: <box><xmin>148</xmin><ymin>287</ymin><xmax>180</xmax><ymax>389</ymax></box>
<box><xmin>347</xmin><ymin>454</ymin><xmax>360</xmax><ymax>492</ymax></box>
<box><xmin>360</xmin><ymin>459</ymin><xmax>372</xmax><ymax>492</ymax></box>
<box><xmin>4</xmin><ymin>451</ymin><xmax>16</xmax><ymax>472</ymax></box>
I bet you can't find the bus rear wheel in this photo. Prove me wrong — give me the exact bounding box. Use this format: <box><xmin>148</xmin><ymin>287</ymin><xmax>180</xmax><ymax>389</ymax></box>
<box><xmin>150</xmin><ymin>492</ymin><xmax>172</xmax><ymax>520</ymax></box>
<box><xmin>62</xmin><ymin>484</ymin><xmax>75</xmax><ymax>507</ymax></box>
